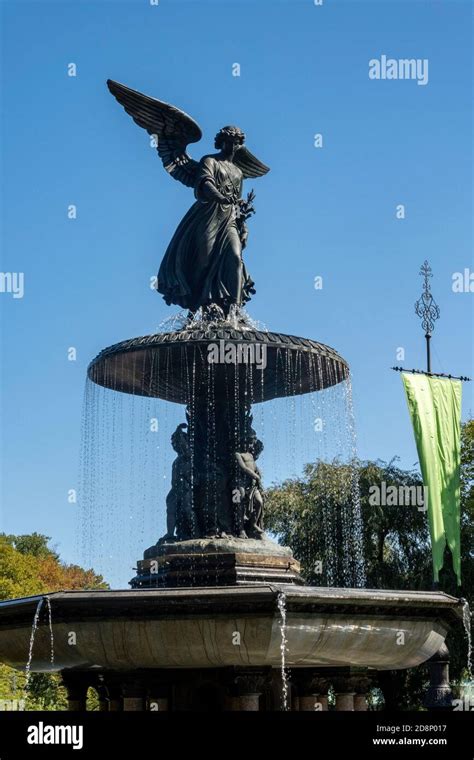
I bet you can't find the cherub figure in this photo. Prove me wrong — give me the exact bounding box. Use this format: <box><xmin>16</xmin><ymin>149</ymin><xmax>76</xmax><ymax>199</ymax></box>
<box><xmin>235</xmin><ymin>437</ymin><xmax>265</xmax><ymax>539</ymax></box>
<box><xmin>160</xmin><ymin>423</ymin><xmax>194</xmax><ymax>542</ymax></box>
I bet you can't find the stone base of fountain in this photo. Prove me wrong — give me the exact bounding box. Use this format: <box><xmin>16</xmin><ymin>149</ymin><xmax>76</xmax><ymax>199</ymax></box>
<box><xmin>131</xmin><ymin>537</ymin><xmax>303</xmax><ymax>587</ymax></box>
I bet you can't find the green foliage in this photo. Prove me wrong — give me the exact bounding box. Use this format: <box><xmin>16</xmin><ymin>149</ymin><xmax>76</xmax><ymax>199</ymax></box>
<box><xmin>86</xmin><ymin>686</ymin><xmax>100</xmax><ymax>711</ymax></box>
<box><xmin>0</xmin><ymin>667</ymin><xmax>69</xmax><ymax>712</ymax></box>
<box><xmin>0</xmin><ymin>533</ymin><xmax>108</xmax><ymax>712</ymax></box>
<box><xmin>0</xmin><ymin>539</ymin><xmax>46</xmax><ymax>600</ymax></box>
<box><xmin>2</xmin><ymin>532</ymin><xmax>59</xmax><ymax>561</ymax></box>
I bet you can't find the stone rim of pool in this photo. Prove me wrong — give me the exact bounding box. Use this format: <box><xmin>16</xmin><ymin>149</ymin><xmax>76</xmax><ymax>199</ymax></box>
<box><xmin>0</xmin><ymin>585</ymin><xmax>463</xmax><ymax>672</ymax></box>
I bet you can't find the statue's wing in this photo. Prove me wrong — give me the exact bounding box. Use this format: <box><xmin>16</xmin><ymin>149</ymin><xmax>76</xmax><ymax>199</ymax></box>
<box><xmin>107</xmin><ymin>79</ymin><xmax>202</xmax><ymax>188</ymax></box>
<box><xmin>233</xmin><ymin>146</ymin><xmax>270</xmax><ymax>179</ymax></box>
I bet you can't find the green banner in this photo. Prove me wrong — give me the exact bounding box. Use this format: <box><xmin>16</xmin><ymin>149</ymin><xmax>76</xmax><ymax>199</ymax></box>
<box><xmin>401</xmin><ymin>373</ymin><xmax>462</xmax><ymax>585</ymax></box>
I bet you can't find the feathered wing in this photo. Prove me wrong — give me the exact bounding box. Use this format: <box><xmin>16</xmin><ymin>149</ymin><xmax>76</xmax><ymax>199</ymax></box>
<box><xmin>233</xmin><ymin>146</ymin><xmax>270</xmax><ymax>178</ymax></box>
<box><xmin>107</xmin><ymin>79</ymin><xmax>202</xmax><ymax>188</ymax></box>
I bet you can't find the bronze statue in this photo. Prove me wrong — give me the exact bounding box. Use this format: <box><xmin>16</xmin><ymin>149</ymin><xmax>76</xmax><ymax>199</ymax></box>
<box><xmin>160</xmin><ymin>423</ymin><xmax>194</xmax><ymax>542</ymax></box>
<box><xmin>235</xmin><ymin>437</ymin><xmax>265</xmax><ymax>539</ymax></box>
<box><xmin>107</xmin><ymin>80</ymin><xmax>269</xmax><ymax>316</ymax></box>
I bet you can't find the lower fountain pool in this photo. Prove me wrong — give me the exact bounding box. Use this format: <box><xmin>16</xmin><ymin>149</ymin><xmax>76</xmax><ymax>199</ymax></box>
<box><xmin>0</xmin><ymin>585</ymin><xmax>462</xmax><ymax>672</ymax></box>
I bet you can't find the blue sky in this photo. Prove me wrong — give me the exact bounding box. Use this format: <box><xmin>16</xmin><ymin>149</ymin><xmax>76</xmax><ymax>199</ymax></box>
<box><xmin>1</xmin><ymin>0</ymin><xmax>472</xmax><ymax>586</ymax></box>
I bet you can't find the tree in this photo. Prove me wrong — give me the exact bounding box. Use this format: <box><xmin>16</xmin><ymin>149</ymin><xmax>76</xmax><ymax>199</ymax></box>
<box><xmin>0</xmin><ymin>541</ymin><xmax>46</xmax><ymax>601</ymax></box>
<box><xmin>0</xmin><ymin>534</ymin><xmax>108</xmax><ymax>711</ymax></box>
<box><xmin>3</xmin><ymin>532</ymin><xmax>60</xmax><ymax>561</ymax></box>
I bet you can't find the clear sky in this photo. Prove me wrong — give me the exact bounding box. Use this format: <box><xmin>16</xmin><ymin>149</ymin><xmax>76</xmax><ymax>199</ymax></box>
<box><xmin>1</xmin><ymin>0</ymin><xmax>472</xmax><ymax>586</ymax></box>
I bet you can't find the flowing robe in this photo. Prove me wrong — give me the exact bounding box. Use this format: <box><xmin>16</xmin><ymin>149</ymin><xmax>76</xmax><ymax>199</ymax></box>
<box><xmin>157</xmin><ymin>155</ymin><xmax>254</xmax><ymax>312</ymax></box>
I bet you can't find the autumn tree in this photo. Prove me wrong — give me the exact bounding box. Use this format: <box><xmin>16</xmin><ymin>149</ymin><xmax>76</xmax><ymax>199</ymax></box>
<box><xmin>0</xmin><ymin>534</ymin><xmax>107</xmax><ymax>710</ymax></box>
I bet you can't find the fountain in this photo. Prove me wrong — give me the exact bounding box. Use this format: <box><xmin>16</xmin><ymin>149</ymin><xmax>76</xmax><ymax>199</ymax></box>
<box><xmin>0</xmin><ymin>80</ymin><xmax>464</xmax><ymax>711</ymax></box>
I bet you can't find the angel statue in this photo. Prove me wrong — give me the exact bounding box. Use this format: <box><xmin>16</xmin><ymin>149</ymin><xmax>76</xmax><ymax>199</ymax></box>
<box><xmin>107</xmin><ymin>80</ymin><xmax>270</xmax><ymax>317</ymax></box>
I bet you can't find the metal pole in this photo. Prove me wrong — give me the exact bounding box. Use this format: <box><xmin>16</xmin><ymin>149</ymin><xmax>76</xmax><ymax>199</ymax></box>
<box><xmin>426</xmin><ymin>333</ymin><xmax>431</xmax><ymax>374</ymax></box>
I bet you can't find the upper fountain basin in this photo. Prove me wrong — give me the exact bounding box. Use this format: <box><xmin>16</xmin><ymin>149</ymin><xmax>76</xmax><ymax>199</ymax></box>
<box><xmin>87</xmin><ymin>327</ymin><xmax>349</xmax><ymax>403</ymax></box>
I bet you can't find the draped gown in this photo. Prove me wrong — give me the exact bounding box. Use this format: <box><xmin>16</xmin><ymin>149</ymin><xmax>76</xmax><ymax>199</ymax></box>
<box><xmin>157</xmin><ymin>155</ymin><xmax>255</xmax><ymax>312</ymax></box>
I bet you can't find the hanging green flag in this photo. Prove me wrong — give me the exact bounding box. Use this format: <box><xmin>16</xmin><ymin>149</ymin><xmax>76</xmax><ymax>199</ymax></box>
<box><xmin>401</xmin><ymin>373</ymin><xmax>462</xmax><ymax>584</ymax></box>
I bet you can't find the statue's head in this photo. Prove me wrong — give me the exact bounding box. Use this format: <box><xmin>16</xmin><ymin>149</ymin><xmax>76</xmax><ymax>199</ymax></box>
<box><xmin>250</xmin><ymin>436</ymin><xmax>263</xmax><ymax>460</ymax></box>
<box><xmin>214</xmin><ymin>125</ymin><xmax>245</xmax><ymax>151</ymax></box>
<box><xmin>171</xmin><ymin>423</ymin><xmax>188</xmax><ymax>454</ymax></box>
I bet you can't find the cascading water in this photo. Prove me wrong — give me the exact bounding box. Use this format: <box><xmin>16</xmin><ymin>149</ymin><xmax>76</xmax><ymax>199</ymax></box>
<box><xmin>77</xmin><ymin>381</ymin><xmax>172</xmax><ymax>584</ymax></box>
<box><xmin>342</xmin><ymin>375</ymin><xmax>366</xmax><ymax>588</ymax></box>
<box><xmin>22</xmin><ymin>596</ymin><xmax>55</xmax><ymax>704</ymax></box>
<box><xmin>24</xmin><ymin>598</ymin><xmax>44</xmax><ymax>691</ymax></box>
<box><xmin>462</xmin><ymin>599</ymin><xmax>472</xmax><ymax>680</ymax></box>
<box><xmin>277</xmin><ymin>591</ymin><xmax>289</xmax><ymax>711</ymax></box>
<box><xmin>45</xmin><ymin>597</ymin><xmax>54</xmax><ymax>667</ymax></box>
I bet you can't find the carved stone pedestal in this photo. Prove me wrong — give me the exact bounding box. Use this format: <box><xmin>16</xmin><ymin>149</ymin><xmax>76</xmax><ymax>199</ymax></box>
<box><xmin>424</xmin><ymin>644</ymin><xmax>453</xmax><ymax>711</ymax></box>
<box><xmin>132</xmin><ymin>537</ymin><xmax>302</xmax><ymax>587</ymax></box>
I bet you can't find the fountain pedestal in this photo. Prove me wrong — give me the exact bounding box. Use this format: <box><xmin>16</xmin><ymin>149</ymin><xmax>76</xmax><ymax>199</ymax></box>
<box><xmin>132</xmin><ymin>537</ymin><xmax>303</xmax><ymax>587</ymax></box>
